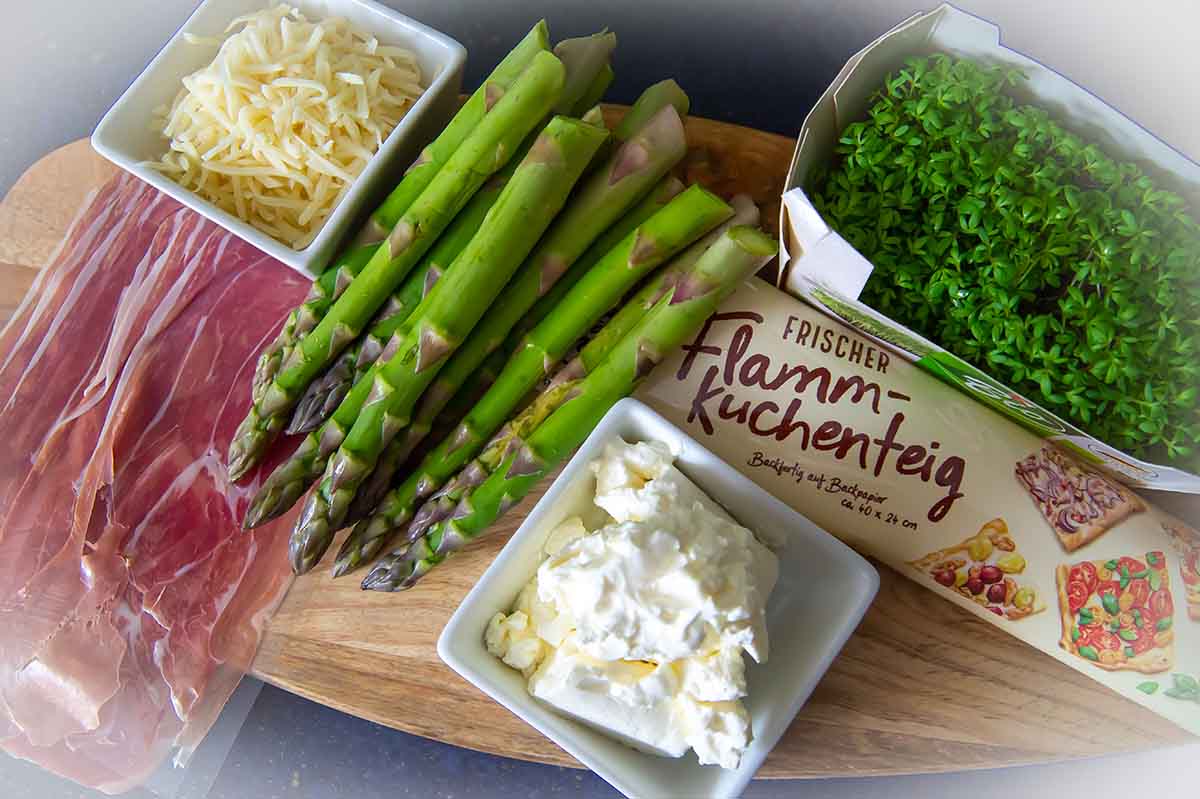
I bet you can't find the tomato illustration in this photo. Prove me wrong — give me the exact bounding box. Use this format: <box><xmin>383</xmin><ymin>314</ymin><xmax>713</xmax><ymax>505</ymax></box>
<box><xmin>1069</xmin><ymin>561</ymin><xmax>1099</xmax><ymax>595</ymax></box>
<box><xmin>1148</xmin><ymin>589</ymin><xmax>1173</xmax><ymax>620</ymax></box>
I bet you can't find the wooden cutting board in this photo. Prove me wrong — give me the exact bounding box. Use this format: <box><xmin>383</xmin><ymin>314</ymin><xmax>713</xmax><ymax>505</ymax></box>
<box><xmin>1</xmin><ymin>114</ymin><xmax>1194</xmax><ymax>780</ymax></box>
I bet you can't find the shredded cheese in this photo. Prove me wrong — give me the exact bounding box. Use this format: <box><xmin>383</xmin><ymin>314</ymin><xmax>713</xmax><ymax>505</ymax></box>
<box><xmin>148</xmin><ymin>3</ymin><xmax>424</xmax><ymax>249</ymax></box>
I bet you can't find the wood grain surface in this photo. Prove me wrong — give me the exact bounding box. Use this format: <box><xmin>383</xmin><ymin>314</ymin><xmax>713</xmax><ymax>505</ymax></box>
<box><xmin>0</xmin><ymin>114</ymin><xmax>1193</xmax><ymax>779</ymax></box>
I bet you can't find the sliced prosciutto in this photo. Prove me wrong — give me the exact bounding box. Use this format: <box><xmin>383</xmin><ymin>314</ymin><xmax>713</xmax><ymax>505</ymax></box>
<box><xmin>0</xmin><ymin>172</ymin><xmax>308</xmax><ymax>793</ymax></box>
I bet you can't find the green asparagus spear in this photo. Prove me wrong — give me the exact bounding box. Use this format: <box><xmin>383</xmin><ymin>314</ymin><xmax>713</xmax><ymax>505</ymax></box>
<box><xmin>288</xmin><ymin>116</ymin><xmax>609</xmax><ymax>573</ymax></box>
<box><xmin>286</xmin><ymin>176</ymin><xmax>507</xmax><ymax>434</ymax></box>
<box><xmin>392</xmin><ymin>194</ymin><xmax>760</xmax><ymax>553</ymax></box>
<box><xmin>353</xmin><ymin>22</ymin><xmax>552</xmax><ymax>248</ymax></box>
<box><xmin>502</xmin><ymin>87</ymin><xmax>692</xmax><ymax>347</ymax></box>
<box><xmin>360</xmin><ymin>226</ymin><xmax>779</xmax><ymax>590</ymax></box>
<box><xmin>575</xmin><ymin>64</ymin><xmax>615</xmax><ymax>116</ymax></box>
<box><xmin>614</xmin><ymin>79</ymin><xmax>689</xmax><ymax>141</ymax></box>
<box><xmin>331</xmin><ymin>184</ymin><xmax>730</xmax><ymax>573</ymax></box>
<box><xmin>249</xmin><ymin>22</ymin><xmax>551</xmax><ymax>402</ymax></box>
<box><xmin>228</xmin><ymin>50</ymin><xmax>566</xmax><ymax>482</ymax></box>
<box><xmin>551</xmin><ymin>31</ymin><xmax>616</xmax><ymax>115</ymax></box>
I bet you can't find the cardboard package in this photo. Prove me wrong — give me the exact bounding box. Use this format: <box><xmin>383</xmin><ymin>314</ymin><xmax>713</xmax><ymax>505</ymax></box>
<box><xmin>635</xmin><ymin>278</ymin><xmax>1200</xmax><ymax>736</ymax></box>
<box><xmin>638</xmin><ymin>4</ymin><xmax>1200</xmax><ymax>737</ymax></box>
<box><xmin>776</xmin><ymin>4</ymin><xmax>1200</xmax><ymax>492</ymax></box>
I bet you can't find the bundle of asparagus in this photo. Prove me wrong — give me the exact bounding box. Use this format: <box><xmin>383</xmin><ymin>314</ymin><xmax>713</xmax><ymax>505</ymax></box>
<box><xmin>238</xmin><ymin>26</ymin><xmax>615</xmax><ymax>519</ymax></box>
<box><xmin>331</xmin><ymin>87</ymin><xmax>693</xmax><ymax>522</ymax></box>
<box><xmin>227</xmin><ymin>22</ymin><xmax>777</xmax><ymax>584</ymax></box>
<box><xmin>333</xmin><ymin>188</ymin><xmax>754</xmax><ymax>574</ymax></box>
<box><xmin>228</xmin><ymin>45</ymin><xmax>566</xmax><ymax>480</ymax></box>
<box><xmin>360</xmin><ymin>225</ymin><xmax>778</xmax><ymax>590</ymax></box>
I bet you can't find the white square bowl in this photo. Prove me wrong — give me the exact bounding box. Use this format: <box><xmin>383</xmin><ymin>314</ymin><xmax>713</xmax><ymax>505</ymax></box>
<box><xmin>91</xmin><ymin>0</ymin><xmax>465</xmax><ymax>276</ymax></box>
<box><xmin>438</xmin><ymin>398</ymin><xmax>880</xmax><ymax>799</ymax></box>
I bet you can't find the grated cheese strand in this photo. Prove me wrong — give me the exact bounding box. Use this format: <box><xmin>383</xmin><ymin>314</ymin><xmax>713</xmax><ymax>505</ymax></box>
<box><xmin>148</xmin><ymin>3</ymin><xmax>424</xmax><ymax>249</ymax></box>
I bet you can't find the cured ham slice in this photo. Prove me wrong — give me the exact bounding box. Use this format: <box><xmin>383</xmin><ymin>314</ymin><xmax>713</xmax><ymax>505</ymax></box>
<box><xmin>0</xmin><ymin>172</ymin><xmax>308</xmax><ymax>792</ymax></box>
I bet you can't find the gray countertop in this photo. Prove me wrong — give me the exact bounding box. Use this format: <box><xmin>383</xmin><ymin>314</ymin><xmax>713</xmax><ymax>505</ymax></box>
<box><xmin>2</xmin><ymin>0</ymin><xmax>1197</xmax><ymax>197</ymax></box>
<box><xmin>4</xmin><ymin>681</ymin><xmax>1199</xmax><ymax>798</ymax></box>
<box><xmin>2</xmin><ymin>1</ymin><xmax>1199</xmax><ymax>797</ymax></box>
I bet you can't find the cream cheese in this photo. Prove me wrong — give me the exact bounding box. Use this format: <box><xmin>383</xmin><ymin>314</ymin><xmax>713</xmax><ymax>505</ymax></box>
<box><xmin>485</xmin><ymin>438</ymin><xmax>779</xmax><ymax>770</ymax></box>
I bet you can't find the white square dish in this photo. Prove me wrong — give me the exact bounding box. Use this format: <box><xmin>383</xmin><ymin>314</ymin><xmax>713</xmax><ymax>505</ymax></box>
<box><xmin>91</xmin><ymin>0</ymin><xmax>465</xmax><ymax>276</ymax></box>
<box><xmin>438</xmin><ymin>398</ymin><xmax>880</xmax><ymax>799</ymax></box>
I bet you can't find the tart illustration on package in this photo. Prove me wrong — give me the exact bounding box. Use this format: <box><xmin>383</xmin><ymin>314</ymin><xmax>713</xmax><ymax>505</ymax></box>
<box><xmin>1056</xmin><ymin>552</ymin><xmax>1175</xmax><ymax>673</ymax></box>
<box><xmin>1162</xmin><ymin>520</ymin><xmax>1200</xmax><ymax>621</ymax></box>
<box><xmin>908</xmin><ymin>519</ymin><xmax>1043</xmax><ymax>620</ymax></box>
<box><xmin>1016</xmin><ymin>447</ymin><xmax>1146</xmax><ymax>552</ymax></box>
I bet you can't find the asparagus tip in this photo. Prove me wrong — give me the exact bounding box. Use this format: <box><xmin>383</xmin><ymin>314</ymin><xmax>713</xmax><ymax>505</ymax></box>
<box><xmin>361</xmin><ymin>561</ymin><xmax>400</xmax><ymax>591</ymax></box>
<box><xmin>228</xmin><ymin>456</ymin><xmax>252</xmax><ymax>485</ymax></box>
<box><xmin>243</xmin><ymin>488</ymin><xmax>276</xmax><ymax>530</ymax></box>
<box><xmin>331</xmin><ymin>520</ymin><xmax>374</xmax><ymax>578</ymax></box>
<box><xmin>258</xmin><ymin>383</ymin><xmax>291</xmax><ymax>417</ymax></box>
<box><xmin>289</xmin><ymin>494</ymin><xmax>335</xmax><ymax>574</ymax></box>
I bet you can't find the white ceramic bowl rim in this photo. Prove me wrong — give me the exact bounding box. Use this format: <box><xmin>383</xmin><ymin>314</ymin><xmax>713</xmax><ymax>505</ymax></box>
<box><xmin>91</xmin><ymin>0</ymin><xmax>466</xmax><ymax>275</ymax></box>
<box><xmin>437</xmin><ymin>398</ymin><xmax>880</xmax><ymax>799</ymax></box>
